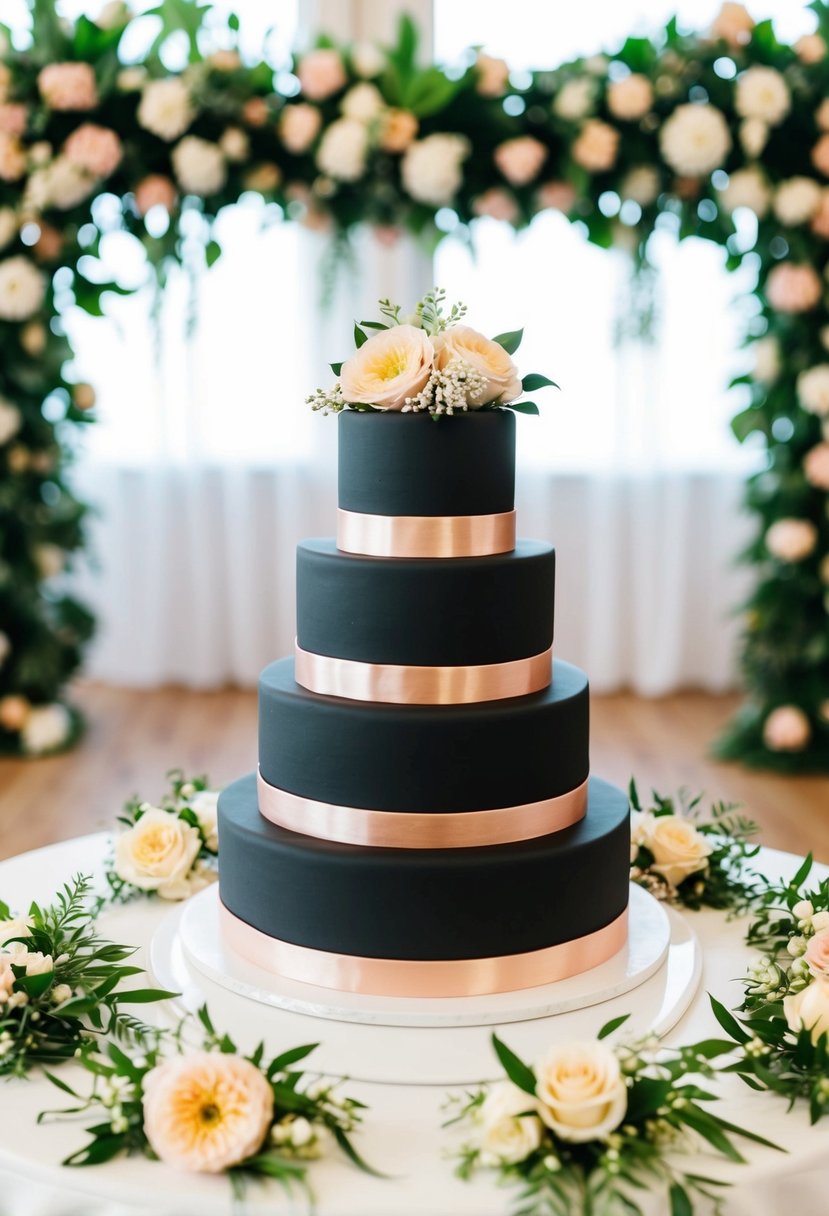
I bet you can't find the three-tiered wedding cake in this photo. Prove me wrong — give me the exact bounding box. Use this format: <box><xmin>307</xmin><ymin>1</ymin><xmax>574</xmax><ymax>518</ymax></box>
<box><xmin>217</xmin><ymin>408</ymin><xmax>631</xmax><ymax>999</ymax></box>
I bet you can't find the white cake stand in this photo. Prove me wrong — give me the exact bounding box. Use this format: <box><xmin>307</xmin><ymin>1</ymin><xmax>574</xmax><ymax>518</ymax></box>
<box><xmin>149</xmin><ymin>883</ymin><xmax>701</xmax><ymax>1086</ymax></box>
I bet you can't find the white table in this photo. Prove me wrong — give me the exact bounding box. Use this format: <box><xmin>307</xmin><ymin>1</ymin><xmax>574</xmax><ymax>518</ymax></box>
<box><xmin>0</xmin><ymin>834</ymin><xmax>827</xmax><ymax>1216</ymax></box>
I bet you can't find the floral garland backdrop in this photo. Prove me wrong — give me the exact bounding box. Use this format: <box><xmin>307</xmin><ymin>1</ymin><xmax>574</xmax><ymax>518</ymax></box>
<box><xmin>0</xmin><ymin>0</ymin><xmax>828</xmax><ymax>768</ymax></box>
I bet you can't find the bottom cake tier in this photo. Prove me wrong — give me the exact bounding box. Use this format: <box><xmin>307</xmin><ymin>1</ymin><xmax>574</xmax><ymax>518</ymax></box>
<box><xmin>217</xmin><ymin>774</ymin><xmax>631</xmax><ymax>997</ymax></box>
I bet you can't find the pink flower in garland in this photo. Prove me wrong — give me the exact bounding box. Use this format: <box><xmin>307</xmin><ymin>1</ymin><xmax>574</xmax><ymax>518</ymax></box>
<box><xmin>766</xmin><ymin>262</ymin><xmax>822</xmax><ymax>313</ymax></box>
<box><xmin>63</xmin><ymin>124</ymin><xmax>122</xmax><ymax>179</ymax></box>
<box><xmin>803</xmin><ymin>442</ymin><xmax>829</xmax><ymax>490</ymax></box>
<box><xmin>134</xmin><ymin>174</ymin><xmax>177</xmax><ymax>216</ymax></box>
<box><xmin>0</xmin><ymin>104</ymin><xmax>27</xmax><ymax>136</ymax></box>
<box><xmin>473</xmin><ymin>188</ymin><xmax>519</xmax><ymax>224</ymax></box>
<box><xmin>572</xmin><ymin>120</ymin><xmax>619</xmax><ymax>173</ymax></box>
<box><xmin>37</xmin><ymin>63</ymin><xmax>98</xmax><ymax>111</ymax></box>
<box><xmin>0</xmin><ymin>134</ymin><xmax>25</xmax><ymax>182</ymax></box>
<box><xmin>812</xmin><ymin>133</ymin><xmax>829</xmax><ymax>178</ymax></box>
<box><xmin>494</xmin><ymin>136</ymin><xmax>548</xmax><ymax>187</ymax></box>
<box><xmin>296</xmin><ymin>48</ymin><xmax>346</xmax><ymax>101</ymax></box>
<box><xmin>763</xmin><ymin>705</ymin><xmax>812</xmax><ymax>752</ymax></box>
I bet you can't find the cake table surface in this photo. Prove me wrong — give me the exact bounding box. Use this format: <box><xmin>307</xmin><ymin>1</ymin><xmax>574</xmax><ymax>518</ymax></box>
<box><xmin>0</xmin><ymin>833</ymin><xmax>827</xmax><ymax>1216</ymax></box>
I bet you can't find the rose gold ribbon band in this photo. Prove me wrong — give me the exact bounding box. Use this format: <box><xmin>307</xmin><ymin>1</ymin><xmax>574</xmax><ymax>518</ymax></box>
<box><xmin>336</xmin><ymin>507</ymin><xmax>517</xmax><ymax>558</ymax></box>
<box><xmin>220</xmin><ymin>903</ymin><xmax>629</xmax><ymax>998</ymax></box>
<box><xmin>294</xmin><ymin>641</ymin><xmax>552</xmax><ymax>705</ymax></box>
<box><xmin>257</xmin><ymin>769</ymin><xmax>587</xmax><ymax>849</ymax></box>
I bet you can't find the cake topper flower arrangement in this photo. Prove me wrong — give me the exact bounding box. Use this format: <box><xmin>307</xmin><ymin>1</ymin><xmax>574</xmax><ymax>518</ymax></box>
<box><xmin>307</xmin><ymin>287</ymin><xmax>557</xmax><ymax>417</ymax></box>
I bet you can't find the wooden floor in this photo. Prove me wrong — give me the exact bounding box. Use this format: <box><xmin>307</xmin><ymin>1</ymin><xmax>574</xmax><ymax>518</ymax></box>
<box><xmin>0</xmin><ymin>683</ymin><xmax>827</xmax><ymax>862</ymax></box>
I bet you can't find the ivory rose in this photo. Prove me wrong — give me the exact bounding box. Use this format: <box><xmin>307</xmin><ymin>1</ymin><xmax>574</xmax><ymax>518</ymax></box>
<box><xmin>763</xmin><ymin>705</ymin><xmax>812</xmax><ymax>752</ymax></box>
<box><xmin>340</xmin><ymin>82</ymin><xmax>384</xmax><ymax>124</ymax></box>
<box><xmin>0</xmin><ymin>917</ymin><xmax>32</xmax><ymax>948</ymax></box>
<box><xmin>143</xmin><ymin>1051</ymin><xmax>274</xmax><ymax>1172</ymax></box>
<box><xmin>0</xmin><ymin>257</ymin><xmax>45</xmax><ymax>321</ymax></box>
<box><xmin>138</xmin><ymin>78</ymin><xmax>193</xmax><ymax>142</ymax></box>
<box><xmin>535</xmin><ymin>1040</ymin><xmax>627</xmax><ymax>1142</ymax></box>
<box><xmin>479</xmin><ymin>1081</ymin><xmax>543</xmax><ymax>1164</ymax></box>
<box><xmin>643</xmin><ymin>817</ymin><xmax>712</xmax><ymax>888</ymax></box>
<box><xmin>659</xmin><ymin>103</ymin><xmax>731</xmax><ymax>176</ymax></box>
<box><xmin>784</xmin><ymin>979</ymin><xmax>829</xmax><ymax>1044</ymax></box>
<box><xmin>21</xmin><ymin>703</ymin><xmax>71</xmax><ymax>754</ymax></box>
<box><xmin>805</xmin><ymin>929</ymin><xmax>829</xmax><ymax>978</ymax></box>
<box><xmin>494</xmin><ymin>136</ymin><xmax>547</xmax><ymax>186</ymax></box>
<box><xmin>114</xmin><ymin>807</ymin><xmax>202</xmax><ymax>898</ymax></box>
<box><xmin>401</xmin><ymin>133</ymin><xmax>469</xmax><ymax>205</ymax></box>
<box><xmin>297</xmin><ymin>49</ymin><xmax>346</xmax><ymax>101</ymax></box>
<box><xmin>607</xmin><ymin>74</ymin><xmax>653</xmax><ymax>121</ymax></box>
<box><xmin>190</xmin><ymin>789</ymin><xmax>220</xmax><ymax>852</ymax></box>
<box><xmin>735</xmin><ymin>66</ymin><xmax>790</xmax><ymax>125</ymax></box>
<box><xmin>0</xmin><ymin>956</ymin><xmax>15</xmax><ymax>1003</ymax></box>
<box><xmin>340</xmin><ymin>325</ymin><xmax>434</xmax><ymax>410</ymax></box>
<box><xmin>434</xmin><ymin>325</ymin><xmax>522</xmax><ymax>405</ymax></box>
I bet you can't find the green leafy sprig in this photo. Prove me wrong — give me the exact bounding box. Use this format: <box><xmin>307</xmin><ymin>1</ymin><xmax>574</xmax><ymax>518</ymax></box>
<box><xmin>0</xmin><ymin>875</ymin><xmax>173</xmax><ymax>1079</ymax></box>
<box><xmin>629</xmin><ymin>780</ymin><xmax>762</xmax><ymax>913</ymax></box>
<box><xmin>449</xmin><ymin>1017</ymin><xmax>780</xmax><ymax>1216</ymax></box>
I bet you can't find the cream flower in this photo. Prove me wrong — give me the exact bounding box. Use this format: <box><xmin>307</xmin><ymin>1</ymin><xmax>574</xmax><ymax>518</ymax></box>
<box><xmin>434</xmin><ymin>324</ymin><xmax>522</xmax><ymax>405</ymax></box>
<box><xmin>0</xmin><ymin>398</ymin><xmax>21</xmax><ymax>445</ymax></box>
<box><xmin>766</xmin><ymin>518</ymin><xmax>818</xmax><ymax>562</ymax></box>
<box><xmin>0</xmin><ymin>957</ymin><xmax>16</xmax><ymax>1003</ymax></box>
<box><xmin>340</xmin><ymin>325</ymin><xmax>434</xmax><ymax>410</ymax></box>
<box><xmin>735</xmin><ymin>66</ymin><xmax>790</xmax><ymax>125</ymax></box>
<box><xmin>719</xmin><ymin>167</ymin><xmax>771</xmax><ymax>217</ymax></box>
<box><xmin>38</xmin><ymin>63</ymin><xmax>97</xmax><ymax>111</ymax></box>
<box><xmin>143</xmin><ymin>1051</ymin><xmax>274</xmax><ymax>1173</ymax></box>
<box><xmin>752</xmin><ymin>336</ymin><xmax>780</xmax><ymax>382</ymax></box>
<box><xmin>643</xmin><ymin>816</ymin><xmax>712</xmax><ymax>888</ymax></box>
<box><xmin>766</xmin><ymin>263</ymin><xmax>822</xmax><ymax>313</ymax></box>
<box><xmin>218</xmin><ymin>127</ymin><xmax>249</xmax><ymax>162</ymax></box>
<box><xmin>22</xmin><ymin>951</ymin><xmax>53</xmax><ymax>976</ymax></box>
<box><xmin>805</xmin><ymin>930</ymin><xmax>829</xmax><ymax>978</ymax></box>
<box><xmin>784</xmin><ymin>979</ymin><xmax>829</xmax><ymax>1044</ymax></box>
<box><xmin>494</xmin><ymin>136</ymin><xmax>547</xmax><ymax>187</ymax></box>
<box><xmin>798</xmin><ymin>365</ymin><xmax>829</xmax><ymax>415</ymax></box>
<box><xmin>138</xmin><ymin>78</ymin><xmax>194</xmax><ymax>142</ymax></box>
<box><xmin>0</xmin><ymin>257</ymin><xmax>45</xmax><ymax>321</ymax></box>
<box><xmin>350</xmin><ymin>41</ymin><xmax>385</xmax><ymax>80</ymax></box>
<box><xmin>572</xmin><ymin>120</ymin><xmax>619</xmax><ymax>173</ymax></box>
<box><xmin>620</xmin><ymin>166</ymin><xmax>660</xmax><ymax>206</ymax></box>
<box><xmin>774</xmin><ymin>177</ymin><xmax>823</xmax><ymax>226</ymax></box>
<box><xmin>763</xmin><ymin>705</ymin><xmax>812</xmax><ymax>752</ymax></box>
<box><xmin>21</xmin><ymin>703</ymin><xmax>71</xmax><ymax>754</ymax></box>
<box><xmin>316</xmin><ymin>118</ymin><xmax>368</xmax><ymax>182</ymax></box>
<box><xmin>114</xmin><ymin>807</ymin><xmax>202</xmax><ymax>897</ymax></box>
<box><xmin>796</xmin><ymin>33</ymin><xmax>826</xmax><ymax>64</ymax></box>
<box><xmin>659</xmin><ymin>104</ymin><xmax>731</xmax><ymax>177</ymax></box>
<box><xmin>401</xmin><ymin>133</ymin><xmax>469</xmax><ymax>206</ymax></box>
<box><xmin>0</xmin><ymin>916</ymin><xmax>32</xmax><ymax>948</ymax></box>
<box><xmin>190</xmin><ymin>789</ymin><xmax>220</xmax><ymax>852</ymax></box>
<box><xmin>279</xmin><ymin>103</ymin><xmax>321</xmax><ymax>154</ymax></box>
<box><xmin>535</xmin><ymin>1040</ymin><xmax>627</xmax><ymax>1143</ymax></box>
<box><xmin>34</xmin><ymin>543</ymin><xmax>64</xmax><ymax>579</ymax></box>
<box><xmin>479</xmin><ymin>1081</ymin><xmax>543</xmax><ymax>1164</ymax></box>
<box><xmin>607</xmin><ymin>74</ymin><xmax>653</xmax><ymax>121</ymax></box>
<box><xmin>553</xmin><ymin>78</ymin><xmax>595</xmax><ymax>121</ymax></box>
<box><xmin>475</xmin><ymin>53</ymin><xmax>510</xmax><ymax>98</ymax></box>
<box><xmin>740</xmin><ymin>118</ymin><xmax>768</xmax><ymax>158</ymax></box>
<box><xmin>297</xmin><ymin>49</ymin><xmax>346</xmax><ymax>101</ymax></box>
<box><xmin>340</xmin><ymin>83</ymin><xmax>385</xmax><ymax>124</ymax></box>
<box><xmin>172</xmin><ymin>137</ymin><xmax>226</xmax><ymax>196</ymax></box>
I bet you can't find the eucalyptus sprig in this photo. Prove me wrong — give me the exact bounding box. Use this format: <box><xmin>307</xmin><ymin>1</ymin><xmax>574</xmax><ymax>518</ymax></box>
<box><xmin>449</xmin><ymin>1016</ymin><xmax>780</xmax><ymax>1216</ymax></box>
<box><xmin>629</xmin><ymin>779</ymin><xmax>762</xmax><ymax>913</ymax></box>
<box><xmin>43</xmin><ymin>1003</ymin><xmax>377</xmax><ymax>1201</ymax></box>
<box><xmin>0</xmin><ymin>875</ymin><xmax>173</xmax><ymax>1079</ymax></box>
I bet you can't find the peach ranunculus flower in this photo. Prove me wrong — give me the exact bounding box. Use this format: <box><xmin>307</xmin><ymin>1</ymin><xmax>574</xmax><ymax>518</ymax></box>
<box><xmin>763</xmin><ymin>704</ymin><xmax>812</xmax><ymax>752</ymax></box>
<box><xmin>0</xmin><ymin>104</ymin><xmax>27</xmax><ymax>136</ymax></box>
<box><xmin>134</xmin><ymin>174</ymin><xmax>178</xmax><ymax>216</ymax></box>
<box><xmin>606</xmin><ymin>74</ymin><xmax>653</xmax><ymax>121</ymax></box>
<box><xmin>784</xmin><ymin>979</ymin><xmax>829</xmax><ymax>1044</ymax></box>
<box><xmin>114</xmin><ymin>806</ymin><xmax>202</xmax><ymax>899</ymax></box>
<box><xmin>0</xmin><ymin>134</ymin><xmax>26</xmax><ymax>182</ymax></box>
<box><xmin>804</xmin><ymin>442</ymin><xmax>829</xmax><ymax>490</ymax></box>
<box><xmin>710</xmin><ymin>2</ymin><xmax>754</xmax><ymax>47</ymax></box>
<box><xmin>279</xmin><ymin>103</ymin><xmax>322</xmax><ymax>154</ymax></box>
<box><xmin>572</xmin><ymin>119</ymin><xmax>619</xmax><ymax>173</ymax></box>
<box><xmin>805</xmin><ymin>929</ymin><xmax>829</xmax><ymax>978</ymax></box>
<box><xmin>297</xmin><ymin>49</ymin><xmax>347</xmax><ymax>101</ymax></box>
<box><xmin>812</xmin><ymin>134</ymin><xmax>829</xmax><ymax>178</ymax></box>
<box><xmin>63</xmin><ymin>124</ymin><xmax>122</xmax><ymax>178</ymax></box>
<box><xmin>434</xmin><ymin>324</ymin><xmax>522</xmax><ymax>406</ymax></box>
<box><xmin>535</xmin><ymin>1040</ymin><xmax>627</xmax><ymax>1143</ymax></box>
<box><xmin>143</xmin><ymin>1052</ymin><xmax>274</xmax><ymax>1173</ymax></box>
<box><xmin>766</xmin><ymin>262</ymin><xmax>822</xmax><ymax>313</ymax></box>
<box><xmin>339</xmin><ymin>324</ymin><xmax>434</xmax><ymax>410</ymax></box>
<box><xmin>38</xmin><ymin>63</ymin><xmax>98</xmax><ymax>111</ymax></box>
<box><xmin>381</xmin><ymin>109</ymin><xmax>419</xmax><ymax>154</ymax></box>
<box><xmin>475</xmin><ymin>52</ymin><xmax>510</xmax><ymax>98</ymax></box>
<box><xmin>494</xmin><ymin>136</ymin><xmax>547</xmax><ymax>187</ymax></box>
<box><xmin>643</xmin><ymin>816</ymin><xmax>712</xmax><ymax>889</ymax></box>
<box><xmin>811</xmin><ymin>190</ymin><xmax>829</xmax><ymax>238</ymax></box>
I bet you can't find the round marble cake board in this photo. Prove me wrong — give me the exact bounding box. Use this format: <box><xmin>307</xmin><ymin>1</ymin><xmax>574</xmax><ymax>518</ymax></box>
<box><xmin>149</xmin><ymin>884</ymin><xmax>701</xmax><ymax>1086</ymax></box>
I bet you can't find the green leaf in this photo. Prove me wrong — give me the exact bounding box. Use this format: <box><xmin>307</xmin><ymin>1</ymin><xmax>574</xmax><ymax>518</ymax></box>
<box><xmin>115</xmin><ymin>987</ymin><xmax>179</xmax><ymax>1003</ymax></box>
<box><xmin>491</xmin><ymin>1034</ymin><xmax>536</xmax><ymax>1096</ymax></box>
<box><xmin>267</xmin><ymin>1043</ymin><xmax>318</xmax><ymax>1075</ymax></box>
<box><xmin>521</xmin><ymin>373</ymin><xmax>558</xmax><ymax>392</ymax></box>
<box><xmin>791</xmin><ymin>854</ymin><xmax>814</xmax><ymax>890</ymax></box>
<box><xmin>709</xmin><ymin>995</ymin><xmax>750</xmax><ymax>1044</ymax></box>
<box><xmin>598</xmin><ymin>1013</ymin><xmax>631</xmax><ymax>1040</ymax></box>
<box><xmin>508</xmin><ymin>400</ymin><xmax>540</xmax><ymax>415</ymax></box>
<box><xmin>330</xmin><ymin>361</ymin><xmax>343</xmax><ymax>375</ymax></box>
<box><xmin>332</xmin><ymin>1125</ymin><xmax>387</xmax><ymax>1177</ymax></box>
<box><xmin>354</xmin><ymin>324</ymin><xmax>368</xmax><ymax>348</ymax></box>
<box><xmin>493</xmin><ymin>328</ymin><xmax>523</xmax><ymax>355</ymax></box>
<box><xmin>669</xmin><ymin>1183</ymin><xmax>693</xmax><ymax>1216</ymax></box>
<box><xmin>206</xmin><ymin>240</ymin><xmax>222</xmax><ymax>268</ymax></box>
<box><xmin>678</xmin><ymin>1104</ymin><xmax>745</xmax><ymax>1163</ymax></box>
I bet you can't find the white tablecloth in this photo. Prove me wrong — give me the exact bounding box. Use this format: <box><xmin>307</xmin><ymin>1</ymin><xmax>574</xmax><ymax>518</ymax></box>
<box><xmin>0</xmin><ymin>835</ymin><xmax>827</xmax><ymax>1216</ymax></box>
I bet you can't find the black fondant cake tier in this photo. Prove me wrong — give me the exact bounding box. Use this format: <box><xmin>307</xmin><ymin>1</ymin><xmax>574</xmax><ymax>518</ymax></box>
<box><xmin>259</xmin><ymin>657</ymin><xmax>589</xmax><ymax>812</ymax></box>
<box><xmin>338</xmin><ymin>409</ymin><xmax>515</xmax><ymax>517</ymax></box>
<box><xmin>218</xmin><ymin>773</ymin><xmax>629</xmax><ymax>960</ymax></box>
<box><xmin>296</xmin><ymin>538</ymin><xmax>554</xmax><ymax>666</ymax></box>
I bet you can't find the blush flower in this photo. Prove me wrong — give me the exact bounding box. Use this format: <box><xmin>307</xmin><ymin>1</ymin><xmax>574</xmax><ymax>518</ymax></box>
<box><xmin>134</xmin><ymin>174</ymin><xmax>177</xmax><ymax>216</ymax></box>
<box><xmin>340</xmin><ymin>325</ymin><xmax>434</xmax><ymax>410</ymax></box>
<box><xmin>142</xmin><ymin>1052</ymin><xmax>274</xmax><ymax>1173</ymax></box>
<box><xmin>766</xmin><ymin>518</ymin><xmax>818</xmax><ymax>562</ymax></box>
<box><xmin>766</xmin><ymin>263</ymin><xmax>822</xmax><ymax>313</ymax></box>
<box><xmin>804</xmin><ymin>443</ymin><xmax>829</xmax><ymax>490</ymax></box>
<box><xmin>297</xmin><ymin>49</ymin><xmax>346</xmax><ymax>101</ymax></box>
<box><xmin>63</xmin><ymin>124</ymin><xmax>122</xmax><ymax>178</ymax></box>
<box><xmin>475</xmin><ymin>53</ymin><xmax>510</xmax><ymax>98</ymax></box>
<box><xmin>805</xmin><ymin>930</ymin><xmax>829</xmax><ymax>978</ymax></box>
<box><xmin>607</xmin><ymin>74</ymin><xmax>653</xmax><ymax>121</ymax></box>
<box><xmin>763</xmin><ymin>705</ymin><xmax>812</xmax><ymax>752</ymax></box>
<box><xmin>572</xmin><ymin>120</ymin><xmax>619</xmax><ymax>173</ymax></box>
<box><xmin>494</xmin><ymin>136</ymin><xmax>547</xmax><ymax>186</ymax></box>
<box><xmin>434</xmin><ymin>324</ymin><xmax>522</xmax><ymax>405</ymax></box>
<box><xmin>279</xmin><ymin>103</ymin><xmax>322</xmax><ymax>154</ymax></box>
<box><xmin>38</xmin><ymin>63</ymin><xmax>98</xmax><ymax>111</ymax></box>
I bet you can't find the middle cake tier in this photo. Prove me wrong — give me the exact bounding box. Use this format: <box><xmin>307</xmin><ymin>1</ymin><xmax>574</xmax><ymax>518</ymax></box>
<box><xmin>260</xmin><ymin>656</ymin><xmax>588</xmax><ymax>814</ymax></box>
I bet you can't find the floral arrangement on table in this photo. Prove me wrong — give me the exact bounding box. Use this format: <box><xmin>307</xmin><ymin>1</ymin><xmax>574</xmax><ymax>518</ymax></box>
<box><xmin>707</xmin><ymin>855</ymin><xmax>829</xmax><ymax>1121</ymax></box>
<box><xmin>0</xmin><ymin>2</ymin><xmax>828</xmax><ymax>768</ymax></box>
<box><xmin>43</xmin><ymin>1003</ymin><xmax>375</xmax><ymax>1199</ymax></box>
<box><xmin>0</xmin><ymin>875</ymin><xmax>171</xmax><ymax>1079</ymax></box>
<box><xmin>448</xmin><ymin>1017</ymin><xmax>778</xmax><ymax>1216</ymax></box>
<box><xmin>628</xmin><ymin>780</ymin><xmax>761</xmax><ymax>911</ymax></box>
<box><xmin>106</xmin><ymin>770</ymin><xmax>220</xmax><ymax>902</ymax></box>
<box><xmin>307</xmin><ymin>287</ymin><xmax>556</xmax><ymax>417</ymax></box>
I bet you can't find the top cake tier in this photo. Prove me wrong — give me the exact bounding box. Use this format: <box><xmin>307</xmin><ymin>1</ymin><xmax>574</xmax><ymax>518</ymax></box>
<box><xmin>338</xmin><ymin>408</ymin><xmax>515</xmax><ymax>517</ymax></box>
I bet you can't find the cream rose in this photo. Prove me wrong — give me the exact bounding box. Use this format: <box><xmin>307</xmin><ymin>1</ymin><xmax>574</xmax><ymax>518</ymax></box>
<box><xmin>479</xmin><ymin>1081</ymin><xmax>543</xmax><ymax>1164</ymax></box>
<box><xmin>784</xmin><ymin>979</ymin><xmax>829</xmax><ymax>1045</ymax></box>
<box><xmin>190</xmin><ymin>789</ymin><xmax>220</xmax><ymax>852</ymax></box>
<box><xmin>805</xmin><ymin>929</ymin><xmax>829</xmax><ymax>978</ymax></box>
<box><xmin>535</xmin><ymin>1040</ymin><xmax>627</xmax><ymax>1142</ymax></box>
<box><xmin>0</xmin><ymin>916</ymin><xmax>32</xmax><ymax>948</ymax></box>
<box><xmin>434</xmin><ymin>324</ymin><xmax>522</xmax><ymax>406</ymax></box>
<box><xmin>114</xmin><ymin>807</ymin><xmax>202</xmax><ymax>897</ymax></box>
<box><xmin>643</xmin><ymin>816</ymin><xmax>712</xmax><ymax>888</ymax></box>
<box><xmin>143</xmin><ymin>1051</ymin><xmax>274</xmax><ymax>1173</ymax></box>
<box><xmin>0</xmin><ymin>956</ymin><xmax>15</xmax><ymax>1003</ymax></box>
<box><xmin>339</xmin><ymin>325</ymin><xmax>433</xmax><ymax>410</ymax></box>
